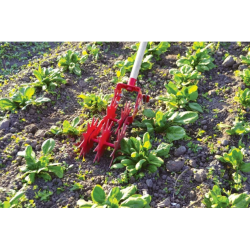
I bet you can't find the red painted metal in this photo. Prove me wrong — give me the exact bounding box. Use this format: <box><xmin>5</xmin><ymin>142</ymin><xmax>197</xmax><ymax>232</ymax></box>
<box><xmin>78</xmin><ymin>78</ymin><xmax>150</xmax><ymax>165</ymax></box>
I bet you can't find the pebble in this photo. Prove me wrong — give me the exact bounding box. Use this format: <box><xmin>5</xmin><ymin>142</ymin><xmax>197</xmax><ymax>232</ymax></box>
<box><xmin>221</xmin><ymin>139</ymin><xmax>229</xmax><ymax>146</ymax></box>
<box><xmin>166</xmin><ymin>160</ymin><xmax>184</xmax><ymax>172</ymax></box>
<box><xmin>222</xmin><ymin>56</ymin><xmax>235</xmax><ymax>67</ymax></box>
<box><xmin>0</xmin><ymin>119</ymin><xmax>10</xmax><ymax>130</ymax></box>
<box><xmin>194</xmin><ymin>169</ymin><xmax>206</xmax><ymax>182</ymax></box>
<box><xmin>174</xmin><ymin>146</ymin><xmax>187</xmax><ymax>157</ymax></box>
<box><xmin>146</xmin><ymin>179</ymin><xmax>153</xmax><ymax>188</ymax></box>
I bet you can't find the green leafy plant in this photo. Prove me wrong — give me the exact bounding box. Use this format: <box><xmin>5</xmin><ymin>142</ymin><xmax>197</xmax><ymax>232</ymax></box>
<box><xmin>133</xmin><ymin>109</ymin><xmax>198</xmax><ymax>140</ymax></box>
<box><xmin>176</xmin><ymin>45</ymin><xmax>215</xmax><ymax>72</ymax></box>
<box><xmin>34</xmin><ymin>190</ymin><xmax>53</xmax><ymax>201</ymax></box>
<box><xmin>131</xmin><ymin>42</ymin><xmax>170</xmax><ymax>60</ymax></box>
<box><xmin>31</xmin><ymin>66</ymin><xmax>67</xmax><ymax>92</ymax></box>
<box><xmin>111</xmin><ymin>132</ymin><xmax>171</xmax><ymax>179</ymax></box>
<box><xmin>58</xmin><ymin>50</ymin><xmax>88</xmax><ymax>76</ymax></box>
<box><xmin>0</xmin><ymin>86</ymin><xmax>50</xmax><ymax>111</ymax></box>
<box><xmin>17</xmin><ymin>139</ymin><xmax>64</xmax><ymax>184</ymax></box>
<box><xmin>226</xmin><ymin>118</ymin><xmax>250</xmax><ymax>135</ymax></box>
<box><xmin>77</xmin><ymin>92</ymin><xmax>113</xmax><ymax>113</ymax></box>
<box><xmin>77</xmin><ymin>184</ymin><xmax>151</xmax><ymax>208</ymax></box>
<box><xmin>70</xmin><ymin>182</ymin><xmax>83</xmax><ymax>191</ymax></box>
<box><xmin>50</xmin><ymin>117</ymin><xmax>83</xmax><ymax>136</ymax></box>
<box><xmin>169</xmin><ymin>65</ymin><xmax>202</xmax><ymax>87</ymax></box>
<box><xmin>157</xmin><ymin>82</ymin><xmax>203</xmax><ymax>112</ymax></box>
<box><xmin>202</xmin><ymin>185</ymin><xmax>250</xmax><ymax>208</ymax></box>
<box><xmin>235</xmin><ymin>68</ymin><xmax>250</xmax><ymax>85</ymax></box>
<box><xmin>192</xmin><ymin>42</ymin><xmax>206</xmax><ymax>50</ymax></box>
<box><xmin>187</xmin><ymin>141</ymin><xmax>202</xmax><ymax>153</ymax></box>
<box><xmin>85</xmin><ymin>43</ymin><xmax>100</xmax><ymax>61</ymax></box>
<box><xmin>215</xmin><ymin>148</ymin><xmax>250</xmax><ymax>191</ymax></box>
<box><xmin>0</xmin><ymin>189</ymin><xmax>26</xmax><ymax>208</ymax></box>
<box><xmin>234</xmin><ymin>88</ymin><xmax>250</xmax><ymax>108</ymax></box>
<box><xmin>240</xmin><ymin>52</ymin><xmax>250</xmax><ymax>65</ymax></box>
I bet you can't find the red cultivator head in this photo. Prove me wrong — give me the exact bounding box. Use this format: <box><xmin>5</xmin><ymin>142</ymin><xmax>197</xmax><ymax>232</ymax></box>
<box><xmin>78</xmin><ymin>42</ymin><xmax>150</xmax><ymax>166</ymax></box>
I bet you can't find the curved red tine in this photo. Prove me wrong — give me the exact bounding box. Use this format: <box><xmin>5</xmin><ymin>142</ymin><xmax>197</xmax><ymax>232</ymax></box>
<box><xmin>109</xmin><ymin>123</ymin><xmax>127</xmax><ymax>167</ymax></box>
<box><xmin>115</xmin><ymin>101</ymin><xmax>131</xmax><ymax>134</ymax></box>
<box><xmin>93</xmin><ymin>121</ymin><xmax>113</xmax><ymax>162</ymax></box>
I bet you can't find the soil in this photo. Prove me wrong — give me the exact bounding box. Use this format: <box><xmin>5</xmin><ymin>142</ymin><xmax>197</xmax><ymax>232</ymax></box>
<box><xmin>1</xmin><ymin>41</ymin><xmax>250</xmax><ymax>208</ymax></box>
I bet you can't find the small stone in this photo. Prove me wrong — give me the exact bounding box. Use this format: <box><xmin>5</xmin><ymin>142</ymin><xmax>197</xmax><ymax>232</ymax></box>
<box><xmin>222</xmin><ymin>56</ymin><xmax>235</xmax><ymax>67</ymax></box>
<box><xmin>189</xmin><ymin>190</ymin><xmax>196</xmax><ymax>200</ymax></box>
<box><xmin>146</xmin><ymin>179</ymin><xmax>153</xmax><ymax>188</ymax></box>
<box><xmin>166</xmin><ymin>160</ymin><xmax>184</xmax><ymax>172</ymax></box>
<box><xmin>29</xmin><ymin>109</ymin><xmax>35</xmax><ymax>115</ymax></box>
<box><xmin>221</xmin><ymin>139</ymin><xmax>229</xmax><ymax>146</ymax></box>
<box><xmin>66</xmin><ymin>79</ymin><xmax>73</xmax><ymax>85</ymax></box>
<box><xmin>10</xmin><ymin>127</ymin><xmax>16</xmax><ymax>133</ymax></box>
<box><xmin>0</xmin><ymin>119</ymin><xmax>10</xmax><ymax>130</ymax></box>
<box><xmin>194</xmin><ymin>169</ymin><xmax>206</xmax><ymax>182</ymax></box>
<box><xmin>25</xmin><ymin>124</ymin><xmax>38</xmax><ymax>134</ymax></box>
<box><xmin>22</xmin><ymin>76</ymin><xmax>30</xmax><ymax>82</ymax></box>
<box><xmin>201</xmin><ymin>120</ymin><xmax>207</xmax><ymax>125</ymax></box>
<box><xmin>174</xmin><ymin>146</ymin><xmax>187</xmax><ymax>156</ymax></box>
<box><xmin>157</xmin><ymin>197</ymin><xmax>171</xmax><ymax>208</ymax></box>
<box><xmin>41</xmin><ymin>61</ymin><xmax>49</xmax><ymax>67</ymax></box>
<box><xmin>238</xmin><ymin>65</ymin><xmax>248</xmax><ymax>70</ymax></box>
<box><xmin>189</xmin><ymin>159</ymin><xmax>197</xmax><ymax>168</ymax></box>
<box><xmin>35</xmin><ymin>130</ymin><xmax>45</xmax><ymax>138</ymax></box>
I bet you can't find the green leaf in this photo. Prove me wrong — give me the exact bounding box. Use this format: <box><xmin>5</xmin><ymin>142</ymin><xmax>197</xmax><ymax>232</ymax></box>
<box><xmin>9</xmin><ymin>190</ymin><xmax>25</xmax><ymax>205</ymax></box>
<box><xmin>240</xmin><ymin>162</ymin><xmax>250</xmax><ymax>173</ymax></box>
<box><xmin>91</xmin><ymin>185</ymin><xmax>106</xmax><ymax>205</ymax></box>
<box><xmin>120</xmin><ymin>185</ymin><xmax>137</xmax><ymax>201</ymax></box>
<box><xmin>143</xmin><ymin>109</ymin><xmax>155</xmax><ymax>118</ymax></box>
<box><xmin>166</xmin><ymin>126</ymin><xmax>186</xmax><ymax>141</ymax></box>
<box><xmin>229</xmin><ymin>193</ymin><xmax>250</xmax><ymax>208</ymax></box>
<box><xmin>39</xmin><ymin>172</ymin><xmax>52</xmax><ymax>181</ymax></box>
<box><xmin>77</xmin><ymin>200</ymin><xmax>93</xmax><ymax>208</ymax></box>
<box><xmin>120</xmin><ymin>195</ymin><xmax>147</xmax><ymax>208</ymax></box>
<box><xmin>154</xmin><ymin>143</ymin><xmax>172</xmax><ymax>157</ymax></box>
<box><xmin>173</xmin><ymin>111</ymin><xmax>198</xmax><ymax>125</ymax></box>
<box><xmin>71</xmin><ymin>117</ymin><xmax>80</xmax><ymax>127</ymax></box>
<box><xmin>48</xmin><ymin>165</ymin><xmax>64</xmax><ymax>178</ymax></box>
<box><xmin>111</xmin><ymin>163</ymin><xmax>125</xmax><ymax>169</ymax></box>
<box><xmin>0</xmin><ymin>98</ymin><xmax>16</xmax><ymax>111</ymax></box>
<box><xmin>147</xmin><ymin>164</ymin><xmax>158</xmax><ymax>173</ymax></box>
<box><xmin>165</xmin><ymin>81</ymin><xmax>178</xmax><ymax>95</ymax></box>
<box><xmin>120</xmin><ymin>138</ymin><xmax>130</xmax><ymax>155</ymax></box>
<box><xmin>106</xmin><ymin>187</ymin><xmax>123</xmax><ymax>205</ymax></box>
<box><xmin>135</xmin><ymin>159</ymin><xmax>146</xmax><ymax>170</ymax></box>
<box><xmin>42</xmin><ymin>139</ymin><xmax>55</xmax><ymax>155</ymax></box>
<box><xmin>188</xmin><ymin>103</ymin><xmax>203</xmax><ymax>113</ymax></box>
<box><xmin>25</xmin><ymin>173</ymin><xmax>36</xmax><ymax>184</ymax></box>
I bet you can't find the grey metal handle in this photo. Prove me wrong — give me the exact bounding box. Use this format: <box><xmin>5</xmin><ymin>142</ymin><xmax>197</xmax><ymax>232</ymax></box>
<box><xmin>130</xmin><ymin>42</ymin><xmax>148</xmax><ymax>79</ymax></box>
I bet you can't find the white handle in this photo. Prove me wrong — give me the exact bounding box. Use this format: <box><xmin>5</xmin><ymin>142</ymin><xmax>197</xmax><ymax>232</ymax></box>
<box><xmin>130</xmin><ymin>42</ymin><xmax>148</xmax><ymax>79</ymax></box>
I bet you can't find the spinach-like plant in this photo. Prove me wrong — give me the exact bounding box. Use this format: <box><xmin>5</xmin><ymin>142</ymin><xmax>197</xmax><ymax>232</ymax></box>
<box><xmin>176</xmin><ymin>45</ymin><xmax>215</xmax><ymax>72</ymax></box>
<box><xmin>77</xmin><ymin>92</ymin><xmax>113</xmax><ymax>113</ymax></box>
<box><xmin>215</xmin><ymin>148</ymin><xmax>250</xmax><ymax>191</ymax></box>
<box><xmin>77</xmin><ymin>184</ymin><xmax>151</xmax><ymax>208</ymax></box>
<box><xmin>50</xmin><ymin>117</ymin><xmax>82</xmax><ymax>136</ymax></box>
<box><xmin>225</xmin><ymin>118</ymin><xmax>250</xmax><ymax>135</ymax></box>
<box><xmin>192</xmin><ymin>42</ymin><xmax>206</xmax><ymax>50</ymax></box>
<box><xmin>240</xmin><ymin>52</ymin><xmax>250</xmax><ymax>65</ymax></box>
<box><xmin>157</xmin><ymin>82</ymin><xmax>203</xmax><ymax>112</ymax></box>
<box><xmin>235</xmin><ymin>68</ymin><xmax>250</xmax><ymax>85</ymax></box>
<box><xmin>0</xmin><ymin>189</ymin><xmax>26</xmax><ymax>208</ymax></box>
<box><xmin>169</xmin><ymin>65</ymin><xmax>202</xmax><ymax>87</ymax></box>
<box><xmin>86</xmin><ymin>43</ymin><xmax>100</xmax><ymax>61</ymax></box>
<box><xmin>133</xmin><ymin>109</ymin><xmax>198</xmax><ymax>140</ymax></box>
<box><xmin>0</xmin><ymin>86</ymin><xmax>50</xmax><ymax>111</ymax></box>
<box><xmin>17</xmin><ymin>139</ymin><xmax>64</xmax><ymax>184</ymax></box>
<box><xmin>131</xmin><ymin>42</ymin><xmax>170</xmax><ymax>60</ymax></box>
<box><xmin>34</xmin><ymin>190</ymin><xmax>53</xmax><ymax>201</ymax></box>
<box><xmin>202</xmin><ymin>185</ymin><xmax>250</xmax><ymax>208</ymax></box>
<box><xmin>32</xmin><ymin>66</ymin><xmax>67</xmax><ymax>92</ymax></box>
<box><xmin>58</xmin><ymin>50</ymin><xmax>88</xmax><ymax>76</ymax></box>
<box><xmin>234</xmin><ymin>88</ymin><xmax>250</xmax><ymax>108</ymax></box>
<box><xmin>111</xmin><ymin>132</ymin><xmax>171</xmax><ymax>179</ymax></box>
